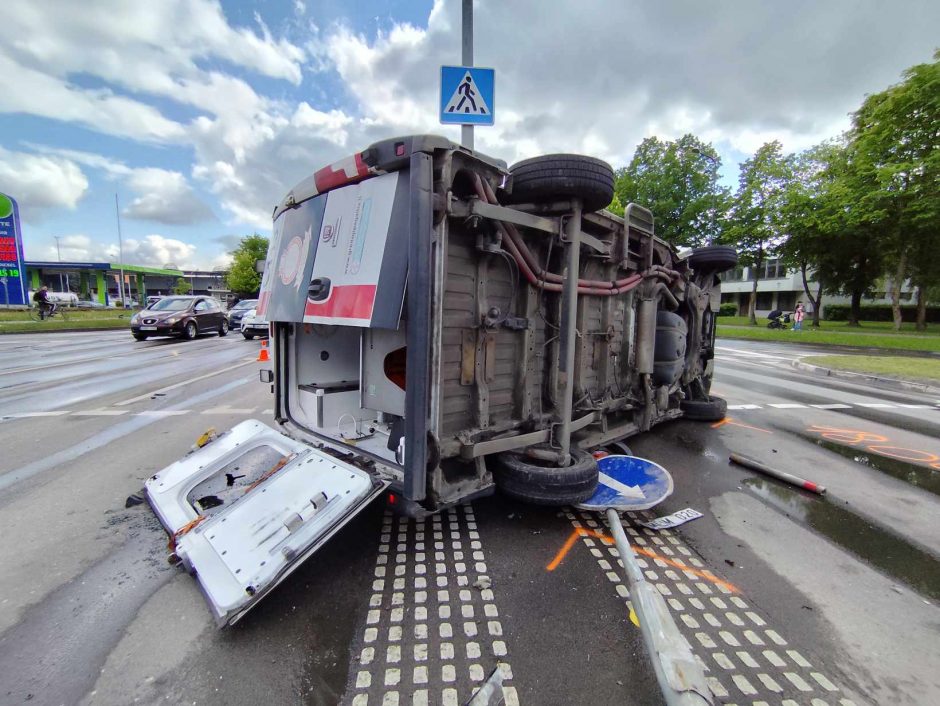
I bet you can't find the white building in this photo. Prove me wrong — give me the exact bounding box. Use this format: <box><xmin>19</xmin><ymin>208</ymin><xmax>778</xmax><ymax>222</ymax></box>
<box><xmin>719</xmin><ymin>258</ymin><xmax>911</xmax><ymax>317</ymax></box>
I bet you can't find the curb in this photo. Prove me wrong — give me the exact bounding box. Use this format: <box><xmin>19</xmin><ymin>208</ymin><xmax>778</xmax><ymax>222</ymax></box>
<box><xmin>792</xmin><ymin>357</ymin><xmax>940</xmax><ymax>395</ymax></box>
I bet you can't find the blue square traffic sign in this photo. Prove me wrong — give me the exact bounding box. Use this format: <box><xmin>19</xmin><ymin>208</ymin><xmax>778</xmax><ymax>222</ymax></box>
<box><xmin>440</xmin><ymin>66</ymin><xmax>495</xmax><ymax>126</ymax></box>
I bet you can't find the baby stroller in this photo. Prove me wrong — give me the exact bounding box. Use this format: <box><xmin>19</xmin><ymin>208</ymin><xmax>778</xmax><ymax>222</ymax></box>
<box><xmin>767</xmin><ymin>309</ymin><xmax>791</xmax><ymax>329</ymax></box>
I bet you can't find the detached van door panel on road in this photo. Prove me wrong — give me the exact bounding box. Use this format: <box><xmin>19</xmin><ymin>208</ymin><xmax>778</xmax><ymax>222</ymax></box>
<box><xmin>145</xmin><ymin>420</ymin><xmax>387</xmax><ymax>626</ymax></box>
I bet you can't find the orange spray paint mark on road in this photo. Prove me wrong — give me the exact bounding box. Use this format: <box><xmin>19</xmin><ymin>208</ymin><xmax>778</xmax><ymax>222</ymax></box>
<box><xmin>712</xmin><ymin>416</ymin><xmax>773</xmax><ymax>434</ymax></box>
<box><xmin>546</xmin><ymin>526</ymin><xmax>739</xmax><ymax>594</ymax></box>
<box><xmin>807</xmin><ymin>425</ymin><xmax>939</xmax><ymax>469</ymax></box>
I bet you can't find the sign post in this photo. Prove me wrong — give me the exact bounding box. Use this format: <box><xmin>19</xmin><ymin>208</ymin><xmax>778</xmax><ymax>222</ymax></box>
<box><xmin>0</xmin><ymin>192</ymin><xmax>28</xmax><ymax>306</ymax></box>
<box><xmin>441</xmin><ymin>0</ymin><xmax>495</xmax><ymax>149</ymax></box>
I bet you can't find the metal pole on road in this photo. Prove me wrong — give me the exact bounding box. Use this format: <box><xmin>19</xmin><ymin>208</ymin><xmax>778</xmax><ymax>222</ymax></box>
<box><xmin>606</xmin><ymin>508</ymin><xmax>714</xmax><ymax>706</ymax></box>
<box><xmin>461</xmin><ymin>0</ymin><xmax>473</xmax><ymax>150</ymax></box>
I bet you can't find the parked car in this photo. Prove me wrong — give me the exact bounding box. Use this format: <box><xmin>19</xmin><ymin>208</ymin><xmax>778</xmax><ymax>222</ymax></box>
<box><xmin>145</xmin><ymin>135</ymin><xmax>737</xmax><ymax>626</ymax></box>
<box><xmin>226</xmin><ymin>298</ymin><xmax>257</xmax><ymax>330</ymax></box>
<box><xmin>130</xmin><ymin>295</ymin><xmax>228</xmax><ymax>341</ymax></box>
<box><xmin>75</xmin><ymin>300</ymin><xmax>109</xmax><ymax>309</ymax></box>
<box><xmin>239</xmin><ymin>308</ymin><xmax>268</xmax><ymax>339</ymax></box>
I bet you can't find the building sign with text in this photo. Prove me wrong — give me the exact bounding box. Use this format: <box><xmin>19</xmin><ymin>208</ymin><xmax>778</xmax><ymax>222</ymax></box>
<box><xmin>0</xmin><ymin>192</ymin><xmax>28</xmax><ymax>306</ymax></box>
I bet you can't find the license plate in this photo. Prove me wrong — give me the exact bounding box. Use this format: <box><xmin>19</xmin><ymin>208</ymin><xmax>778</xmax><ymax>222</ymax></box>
<box><xmin>140</xmin><ymin>326</ymin><xmax>158</xmax><ymax>331</ymax></box>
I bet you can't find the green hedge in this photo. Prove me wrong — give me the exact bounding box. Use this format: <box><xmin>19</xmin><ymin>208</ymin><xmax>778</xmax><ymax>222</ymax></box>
<box><xmin>717</xmin><ymin>303</ymin><xmax>738</xmax><ymax>317</ymax></box>
<box><xmin>823</xmin><ymin>304</ymin><xmax>940</xmax><ymax>323</ymax></box>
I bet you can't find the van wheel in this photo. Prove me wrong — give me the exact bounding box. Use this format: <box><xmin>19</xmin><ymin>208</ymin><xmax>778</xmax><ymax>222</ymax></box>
<box><xmin>505</xmin><ymin>154</ymin><xmax>615</xmax><ymax>212</ymax></box>
<box><xmin>680</xmin><ymin>395</ymin><xmax>727</xmax><ymax>421</ymax></box>
<box><xmin>495</xmin><ymin>448</ymin><xmax>598</xmax><ymax>506</ymax></box>
<box><xmin>687</xmin><ymin>245</ymin><xmax>738</xmax><ymax>273</ymax></box>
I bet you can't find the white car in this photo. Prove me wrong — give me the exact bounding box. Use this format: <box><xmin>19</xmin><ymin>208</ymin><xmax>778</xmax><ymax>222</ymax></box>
<box><xmin>239</xmin><ymin>308</ymin><xmax>268</xmax><ymax>339</ymax></box>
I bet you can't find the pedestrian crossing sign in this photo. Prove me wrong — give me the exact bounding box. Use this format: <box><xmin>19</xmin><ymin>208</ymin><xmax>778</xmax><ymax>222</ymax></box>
<box><xmin>440</xmin><ymin>66</ymin><xmax>495</xmax><ymax>126</ymax></box>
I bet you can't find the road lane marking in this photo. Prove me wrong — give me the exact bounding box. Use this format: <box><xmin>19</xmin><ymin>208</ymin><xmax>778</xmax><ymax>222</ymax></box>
<box><xmin>114</xmin><ymin>358</ymin><xmax>256</xmax><ymax>406</ymax></box>
<box><xmin>72</xmin><ymin>410</ymin><xmax>129</xmax><ymax>417</ymax></box>
<box><xmin>809</xmin><ymin>403</ymin><xmax>852</xmax><ymax>409</ymax></box>
<box><xmin>200</xmin><ymin>406</ymin><xmax>256</xmax><ymax>415</ymax></box>
<box><xmin>728</xmin><ymin>404</ymin><xmax>761</xmax><ymax>410</ymax></box>
<box><xmin>135</xmin><ymin>410</ymin><xmax>188</xmax><ymax>417</ymax></box>
<box><xmin>0</xmin><ymin>378</ymin><xmax>249</xmax><ymax>494</ymax></box>
<box><xmin>856</xmin><ymin>403</ymin><xmax>896</xmax><ymax>408</ymax></box>
<box><xmin>767</xmin><ymin>403</ymin><xmax>807</xmax><ymax>409</ymax></box>
<box><xmin>2</xmin><ymin>411</ymin><xmax>70</xmax><ymax>418</ymax></box>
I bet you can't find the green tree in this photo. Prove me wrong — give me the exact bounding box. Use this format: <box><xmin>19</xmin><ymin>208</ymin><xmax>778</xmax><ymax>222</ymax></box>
<box><xmin>778</xmin><ymin>140</ymin><xmax>875</xmax><ymax>328</ymax></box>
<box><xmin>723</xmin><ymin>141</ymin><xmax>793</xmax><ymax>324</ymax></box>
<box><xmin>615</xmin><ymin>134</ymin><xmax>729</xmax><ymax>248</ymax></box>
<box><xmin>849</xmin><ymin>51</ymin><xmax>940</xmax><ymax>330</ymax></box>
<box><xmin>173</xmin><ymin>277</ymin><xmax>192</xmax><ymax>295</ymax></box>
<box><xmin>225</xmin><ymin>234</ymin><xmax>269</xmax><ymax>296</ymax></box>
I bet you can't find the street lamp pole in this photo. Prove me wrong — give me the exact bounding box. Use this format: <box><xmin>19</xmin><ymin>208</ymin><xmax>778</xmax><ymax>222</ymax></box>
<box><xmin>115</xmin><ymin>194</ymin><xmax>128</xmax><ymax>305</ymax></box>
<box><xmin>53</xmin><ymin>236</ymin><xmax>66</xmax><ymax>292</ymax></box>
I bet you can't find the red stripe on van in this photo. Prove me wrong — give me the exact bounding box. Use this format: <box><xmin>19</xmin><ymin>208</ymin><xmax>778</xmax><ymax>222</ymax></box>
<box><xmin>304</xmin><ymin>284</ymin><xmax>377</xmax><ymax>321</ymax></box>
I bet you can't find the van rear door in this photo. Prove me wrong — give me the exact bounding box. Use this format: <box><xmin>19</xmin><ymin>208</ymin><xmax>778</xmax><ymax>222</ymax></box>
<box><xmin>145</xmin><ymin>419</ymin><xmax>387</xmax><ymax>626</ymax></box>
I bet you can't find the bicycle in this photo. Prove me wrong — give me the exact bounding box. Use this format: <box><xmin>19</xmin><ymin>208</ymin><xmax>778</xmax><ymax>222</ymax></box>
<box><xmin>28</xmin><ymin>304</ymin><xmax>70</xmax><ymax>322</ymax></box>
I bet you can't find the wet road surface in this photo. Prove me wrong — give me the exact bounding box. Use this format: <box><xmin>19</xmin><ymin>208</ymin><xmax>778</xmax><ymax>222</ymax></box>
<box><xmin>0</xmin><ymin>331</ymin><xmax>937</xmax><ymax>705</ymax></box>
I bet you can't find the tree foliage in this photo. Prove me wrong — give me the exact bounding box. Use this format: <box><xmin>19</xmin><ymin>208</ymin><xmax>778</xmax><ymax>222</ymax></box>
<box><xmin>848</xmin><ymin>50</ymin><xmax>939</xmax><ymax>329</ymax></box>
<box><xmin>723</xmin><ymin>141</ymin><xmax>792</xmax><ymax>323</ymax></box>
<box><xmin>225</xmin><ymin>234</ymin><xmax>270</xmax><ymax>296</ymax></box>
<box><xmin>173</xmin><ymin>277</ymin><xmax>192</xmax><ymax>295</ymax></box>
<box><xmin>615</xmin><ymin>134</ymin><xmax>729</xmax><ymax>248</ymax></box>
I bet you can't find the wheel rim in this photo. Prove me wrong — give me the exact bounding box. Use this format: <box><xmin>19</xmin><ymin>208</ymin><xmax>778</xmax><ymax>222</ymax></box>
<box><xmin>187</xmin><ymin>322</ymin><xmax>196</xmax><ymax>338</ymax></box>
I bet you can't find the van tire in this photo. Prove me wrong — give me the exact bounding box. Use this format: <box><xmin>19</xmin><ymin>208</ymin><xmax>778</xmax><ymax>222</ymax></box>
<box><xmin>680</xmin><ymin>395</ymin><xmax>727</xmax><ymax>421</ymax></box>
<box><xmin>495</xmin><ymin>448</ymin><xmax>598</xmax><ymax>506</ymax></box>
<box><xmin>687</xmin><ymin>245</ymin><xmax>738</xmax><ymax>273</ymax></box>
<box><xmin>506</xmin><ymin>155</ymin><xmax>615</xmax><ymax>213</ymax></box>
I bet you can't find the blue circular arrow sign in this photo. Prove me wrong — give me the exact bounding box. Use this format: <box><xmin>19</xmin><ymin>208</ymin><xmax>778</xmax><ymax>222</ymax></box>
<box><xmin>576</xmin><ymin>455</ymin><xmax>674</xmax><ymax>512</ymax></box>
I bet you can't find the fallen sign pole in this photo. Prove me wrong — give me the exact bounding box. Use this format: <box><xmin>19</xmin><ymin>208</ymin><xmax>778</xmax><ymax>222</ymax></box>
<box><xmin>729</xmin><ymin>453</ymin><xmax>827</xmax><ymax>495</ymax></box>
<box><xmin>606</xmin><ymin>508</ymin><xmax>714</xmax><ymax>706</ymax></box>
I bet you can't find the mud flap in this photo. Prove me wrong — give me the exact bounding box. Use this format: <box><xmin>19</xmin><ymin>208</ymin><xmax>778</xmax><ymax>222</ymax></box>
<box><xmin>145</xmin><ymin>419</ymin><xmax>387</xmax><ymax>626</ymax></box>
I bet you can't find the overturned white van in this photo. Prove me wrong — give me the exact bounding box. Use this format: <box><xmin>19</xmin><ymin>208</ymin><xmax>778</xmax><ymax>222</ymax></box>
<box><xmin>145</xmin><ymin>135</ymin><xmax>736</xmax><ymax>625</ymax></box>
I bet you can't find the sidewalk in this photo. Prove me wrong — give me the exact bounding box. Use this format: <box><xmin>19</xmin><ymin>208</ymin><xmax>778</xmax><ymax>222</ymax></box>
<box><xmin>792</xmin><ymin>356</ymin><xmax>940</xmax><ymax>395</ymax></box>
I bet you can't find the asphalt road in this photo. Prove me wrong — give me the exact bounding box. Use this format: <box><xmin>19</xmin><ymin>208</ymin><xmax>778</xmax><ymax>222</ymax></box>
<box><xmin>0</xmin><ymin>331</ymin><xmax>938</xmax><ymax>706</ymax></box>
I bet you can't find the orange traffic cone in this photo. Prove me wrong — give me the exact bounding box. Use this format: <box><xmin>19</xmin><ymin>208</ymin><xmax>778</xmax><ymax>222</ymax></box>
<box><xmin>257</xmin><ymin>339</ymin><xmax>270</xmax><ymax>362</ymax></box>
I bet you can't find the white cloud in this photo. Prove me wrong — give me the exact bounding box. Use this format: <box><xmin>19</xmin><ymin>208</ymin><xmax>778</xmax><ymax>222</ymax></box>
<box><xmin>0</xmin><ymin>1</ymin><xmax>305</xmax><ymax>144</ymax></box>
<box><xmin>36</xmin><ymin>233</ymin><xmax>200</xmax><ymax>269</ymax></box>
<box><xmin>0</xmin><ymin>147</ymin><xmax>89</xmax><ymax>221</ymax></box>
<box><xmin>5</xmin><ymin>0</ymin><xmax>939</xmax><ymax>238</ymax></box>
<box><xmin>122</xmin><ymin>234</ymin><xmax>198</xmax><ymax>268</ymax></box>
<box><xmin>23</xmin><ymin>145</ymin><xmax>215</xmax><ymax>226</ymax></box>
<box><xmin>123</xmin><ymin>169</ymin><xmax>215</xmax><ymax>225</ymax></box>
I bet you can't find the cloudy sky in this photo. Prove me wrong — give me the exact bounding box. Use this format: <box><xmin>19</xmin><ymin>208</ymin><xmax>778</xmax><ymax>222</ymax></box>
<box><xmin>1</xmin><ymin>0</ymin><xmax>937</xmax><ymax>269</ymax></box>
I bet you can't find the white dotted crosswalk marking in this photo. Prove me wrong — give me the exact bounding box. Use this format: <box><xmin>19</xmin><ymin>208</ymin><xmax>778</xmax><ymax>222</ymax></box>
<box><xmin>563</xmin><ymin>508</ymin><xmax>850</xmax><ymax>703</ymax></box>
<box><xmin>344</xmin><ymin>506</ymin><xmax>516</xmax><ymax>705</ymax></box>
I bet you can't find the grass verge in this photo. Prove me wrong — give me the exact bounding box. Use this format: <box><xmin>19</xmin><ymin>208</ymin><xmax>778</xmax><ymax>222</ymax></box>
<box><xmin>806</xmin><ymin>355</ymin><xmax>940</xmax><ymax>383</ymax></box>
<box><xmin>0</xmin><ymin>308</ymin><xmax>133</xmax><ymax>333</ymax></box>
<box><xmin>716</xmin><ymin>324</ymin><xmax>940</xmax><ymax>353</ymax></box>
<box><xmin>717</xmin><ymin>316</ymin><xmax>939</xmax><ymax>335</ymax></box>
